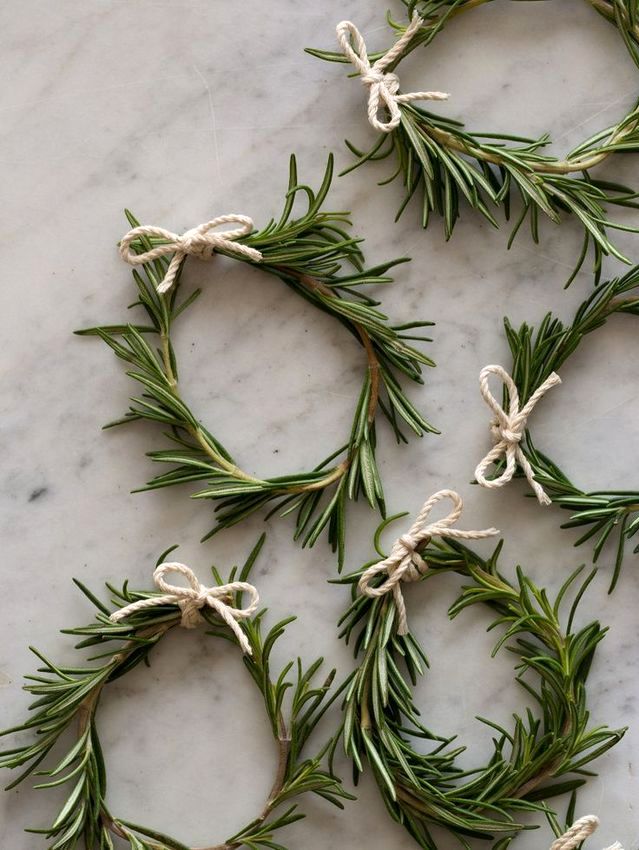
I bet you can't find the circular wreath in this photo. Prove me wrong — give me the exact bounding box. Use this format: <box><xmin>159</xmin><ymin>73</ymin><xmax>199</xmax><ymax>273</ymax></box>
<box><xmin>474</xmin><ymin>264</ymin><xmax>639</xmax><ymax>591</ymax></box>
<box><xmin>78</xmin><ymin>155</ymin><xmax>435</xmax><ymax>569</ymax></box>
<box><xmin>0</xmin><ymin>537</ymin><xmax>350</xmax><ymax>850</ymax></box>
<box><xmin>310</xmin><ymin>0</ymin><xmax>639</xmax><ymax>284</ymax></box>
<box><xmin>335</xmin><ymin>496</ymin><xmax>625</xmax><ymax>845</ymax></box>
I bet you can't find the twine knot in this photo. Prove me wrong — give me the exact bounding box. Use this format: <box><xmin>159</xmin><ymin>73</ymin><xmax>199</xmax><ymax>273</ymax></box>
<box><xmin>397</xmin><ymin>534</ymin><xmax>428</xmax><ymax>582</ymax></box>
<box><xmin>358</xmin><ymin>490</ymin><xmax>499</xmax><ymax>635</ymax></box>
<box><xmin>475</xmin><ymin>364</ymin><xmax>561</xmax><ymax>506</ymax></box>
<box><xmin>177</xmin><ymin>226</ymin><xmax>219</xmax><ymax>259</ymax></box>
<box><xmin>336</xmin><ymin>15</ymin><xmax>449</xmax><ymax>133</ymax></box>
<box><xmin>494</xmin><ymin>424</ymin><xmax>521</xmax><ymax>444</ymax></box>
<box><xmin>119</xmin><ymin>214</ymin><xmax>263</xmax><ymax>295</ymax></box>
<box><xmin>109</xmin><ymin>563</ymin><xmax>260</xmax><ymax>655</ymax></box>
<box><xmin>361</xmin><ymin>68</ymin><xmax>395</xmax><ymax>86</ymax></box>
<box><xmin>550</xmin><ymin>815</ymin><xmax>622</xmax><ymax>850</ymax></box>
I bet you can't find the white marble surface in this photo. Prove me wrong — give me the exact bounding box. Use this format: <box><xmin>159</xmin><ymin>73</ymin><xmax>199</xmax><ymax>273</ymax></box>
<box><xmin>1</xmin><ymin>1</ymin><xmax>639</xmax><ymax>848</ymax></box>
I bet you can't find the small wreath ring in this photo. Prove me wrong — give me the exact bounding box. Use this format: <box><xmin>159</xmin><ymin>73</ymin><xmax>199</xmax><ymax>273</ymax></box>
<box><xmin>0</xmin><ymin>537</ymin><xmax>349</xmax><ymax>850</ymax></box>
<box><xmin>310</xmin><ymin>1</ymin><xmax>639</xmax><ymax>284</ymax></box>
<box><xmin>79</xmin><ymin>155</ymin><xmax>436</xmax><ymax>568</ymax></box>
<box><xmin>474</xmin><ymin>264</ymin><xmax>639</xmax><ymax>590</ymax></box>
<box><xmin>336</xmin><ymin>497</ymin><xmax>625</xmax><ymax>845</ymax></box>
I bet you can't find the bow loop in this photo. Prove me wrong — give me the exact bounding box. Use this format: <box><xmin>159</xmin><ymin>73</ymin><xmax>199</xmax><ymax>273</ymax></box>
<box><xmin>110</xmin><ymin>563</ymin><xmax>260</xmax><ymax>655</ymax></box>
<box><xmin>359</xmin><ymin>490</ymin><xmax>498</xmax><ymax>635</ymax></box>
<box><xmin>475</xmin><ymin>364</ymin><xmax>561</xmax><ymax>505</ymax></box>
<box><xmin>119</xmin><ymin>213</ymin><xmax>263</xmax><ymax>295</ymax></box>
<box><xmin>154</xmin><ymin>562</ymin><xmax>202</xmax><ymax>597</ymax></box>
<box><xmin>336</xmin><ymin>15</ymin><xmax>449</xmax><ymax>133</ymax></box>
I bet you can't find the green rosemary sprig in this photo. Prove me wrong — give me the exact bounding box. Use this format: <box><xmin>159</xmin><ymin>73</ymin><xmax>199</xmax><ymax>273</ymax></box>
<box><xmin>77</xmin><ymin>155</ymin><xmax>436</xmax><ymax>569</ymax></box>
<box><xmin>333</xmin><ymin>524</ymin><xmax>625</xmax><ymax>849</ymax></box>
<box><xmin>0</xmin><ymin>536</ymin><xmax>351</xmax><ymax>850</ymax></box>
<box><xmin>308</xmin><ymin>0</ymin><xmax>639</xmax><ymax>285</ymax></box>
<box><xmin>482</xmin><ymin>264</ymin><xmax>639</xmax><ymax>591</ymax></box>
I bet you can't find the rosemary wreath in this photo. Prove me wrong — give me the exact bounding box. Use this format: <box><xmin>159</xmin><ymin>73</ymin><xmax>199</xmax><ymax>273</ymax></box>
<box><xmin>335</xmin><ymin>506</ymin><xmax>625</xmax><ymax>848</ymax></box>
<box><xmin>309</xmin><ymin>0</ymin><xmax>639</xmax><ymax>284</ymax></box>
<box><xmin>474</xmin><ymin>264</ymin><xmax>639</xmax><ymax>591</ymax></box>
<box><xmin>77</xmin><ymin>155</ymin><xmax>435</xmax><ymax>568</ymax></box>
<box><xmin>0</xmin><ymin>537</ymin><xmax>350</xmax><ymax>850</ymax></box>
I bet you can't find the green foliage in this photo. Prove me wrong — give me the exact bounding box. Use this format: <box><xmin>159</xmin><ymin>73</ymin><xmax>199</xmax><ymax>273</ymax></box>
<box><xmin>0</xmin><ymin>537</ymin><xmax>351</xmax><ymax>850</ymax></box>
<box><xmin>486</xmin><ymin>264</ymin><xmax>639</xmax><ymax>590</ymax></box>
<box><xmin>308</xmin><ymin>0</ymin><xmax>639</xmax><ymax>285</ymax></box>
<box><xmin>77</xmin><ymin>155</ymin><xmax>436</xmax><ymax>569</ymax></box>
<box><xmin>334</xmin><ymin>530</ymin><xmax>625</xmax><ymax>849</ymax></box>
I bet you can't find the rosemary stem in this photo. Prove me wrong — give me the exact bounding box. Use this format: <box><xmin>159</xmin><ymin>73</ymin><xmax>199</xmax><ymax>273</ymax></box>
<box><xmin>605</xmin><ymin>296</ymin><xmax>639</xmax><ymax>315</ymax></box>
<box><xmin>355</xmin><ymin>325</ymin><xmax>380</xmax><ymax>424</ymax></box>
<box><xmin>192</xmin><ymin>427</ymin><xmax>263</xmax><ymax>484</ymax></box>
<box><xmin>160</xmin><ymin>331</ymin><xmax>178</xmax><ymax>391</ymax></box>
<box><xmin>263</xmin><ymin>735</ymin><xmax>292</xmax><ymax>813</ymax></box>
<box><xmin>511</xmin><ymin>717</ymin><xmax>573</xmax><ymax>800</ymax></box>
<box><xmin>588</xmin><ymin>0</ymin><xmax>639</xmax><ymax>38</ymax></box>
<box><xmin>290</xmin><ymin>460</ymin><xmax>349</xmax><ymax>493</ymax></box>
<box><xmin>360</xmin><ymin>684</ymin><xmax>372</xmax><ymax>732</ymax></box>
<box><xmin>423</xmin><ymin>120</ymin><xmax>636</xmax><ymax>175</ymax></box>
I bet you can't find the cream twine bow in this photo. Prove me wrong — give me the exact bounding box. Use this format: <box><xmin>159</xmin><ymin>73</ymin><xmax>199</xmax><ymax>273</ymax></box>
<box><xmin>475</xmin><ymin>364</ymin><xmax>561</xmax><ymax>506</ymax></box>
<box><xmin>550</xmin><ymin>815</ymin><xmax>622</xmax><ymax>850</ymax></box>
<box><xmin>119</xmin><ymin>214</ymin><xmax>263</xmax><ymax>295</ymax></box>
<box><xmin>109</xmin><ymin>563</ymin><xmax>260</xmax><ymax>655</ymax></box>
<box><xmin>336</xmin><ymin>15</ymin><xmax>449</xmax><ymax>133</ymax></box>
<box><xmin>358</xmin><ymin>490</ymin><xmax>498</xmax><ymax>635</ymax></box>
